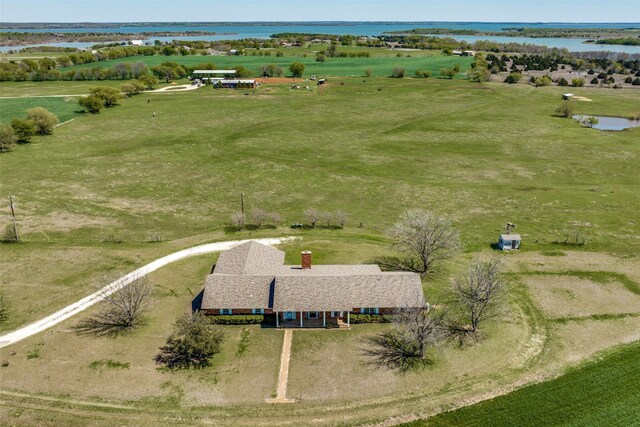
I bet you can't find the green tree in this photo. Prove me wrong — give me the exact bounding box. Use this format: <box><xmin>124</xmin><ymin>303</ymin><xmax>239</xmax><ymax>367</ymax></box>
<box><xmin>26</xmin><ymin>107</ymin><xmax>59</xmax><ymax>135</ymax></box>
<box><xmin>289</xmin><ymin>62</ymin><xmax>305</xmax><ymax>77</ymax></box>
<box><xmin>139</xmin><ymin>73</ymin><xmax>159</xmax><ymax>90</ymax></box>
<box><xmin>0</xmin><ymin>124</ymin><xmax>17</xmax><ymax>152</ymax></box>
<box><xmin>557</xmin><ymin>77</ymin><xmax>569</xmax><ymax>86</ymax></box>
<box><xmin>121</xmin><ymin>80</ymin><xmax>145</xmax><ymax>97</ymax></box>
<box><xmin>504</xmin><ymin>72</ymin><xmax>522</xmax><ymax>84</ymax></box>
<box><xmin>78</xmin><ymin>96</ymin><xmax>103</xmax><ymax>114</ymax></box>
<box><xmin>155</xmin><ymin>311</ymin><xmax>225</xmax><ymax>369</ymax></box>
<box><xmin>440</xmin><ymin>68</ymin><xmax>456</xmax><ymax>79</ymax></box>
<box><xmin>468</xmin><ymin>53</ymin><xmax>491</xmax><ymax>82</ymax></box>
<box><xmin>583</xmin><ymin>116</ymin><xmax>599</xmax><ymax>128</ymax></box>
<box><xmin>10</xmin><ymin>119</ymin><xmax>35</xmax><ymax>143</ymax></box>
<box><xmin>90</xmin><ymin>87</ymin><xmax>123</xmax><ymax>107</ymax></box>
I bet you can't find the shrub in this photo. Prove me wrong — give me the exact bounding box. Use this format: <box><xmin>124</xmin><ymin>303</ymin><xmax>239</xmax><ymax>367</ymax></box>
<box><xmin>625</xmin><ymin>76</ymin><xmax>633</xmax><ymax>84</ymax></box>
<box><xmin>289</xmin><ymin>62</ymin><xmax>305</xmax><ymax>77</ymax></box>
<box><xmin>350</xmin><ymin>314</ymin><xmax>393</xmax><ymax>324</ymax></box>
<box><xmin>572</xmin><ymin>78</ymin><xmax>585</xmax><ymax>87</ymax></box>
<box><xmin>0</xmin><ymin>292</ymin><xmax>8</xmax><ymax>324</ymax></box>
<box><xmin>0</xmin><ymin>124</ymin><xmax>17</xmax><ymax>152</ymax></box>
<box><xmin>533</xmin><ymin>76</ymin><xmax>552</xmax><ymax>87</ymax></box>
<box><xmin>591</xmin><ymin>77</ymin><xmax>599</xmax><ymax>84</ymax></box>
<box><xmin>391</xmin><ymin>67</ymin><xmax>405</xmax><ymax>78</ymax></box>
<box><xmin>633</xmin><ymin>78</ymin><xmax>640</xmax><ymax>86</ymax></box>
<box><xmin>504</xmin><ymin>72</ymin><xmax>522</xmax><ymax>84</ymax></box>
<box><xmin>211</xmin><ymin>315</ymin><xmax>263</xmax><ymax>325</ymax></box>
<box><xmin>315</xmin><ymin>53</ymin><xmax>325</xmax><ymax>62</ymax></box>
<box><xmin>79</xmin><ymin>95</ymin><xmax>103</xmax><ymax>114</ymax></box>
<box><xmin>415</xmin><ymin>70</ymin><xmax>431</xmax><ymax>78</ymax></box>
<box><xmin>121</xmin><ymin>80</ymin><xmax>145</xmax><ymax>96</ymax></box>
<box><xmin>440</xmin><ymin>68</ymin><xmax>456</xmax><ymax>79</ymax></box>
<box><xmin>231</xmin><ymin>212</ymin><xmax>245</xmax><ymax>230</ymax></box>
<box><xmin>10</xmin><ymin>118</ymin><xmax>35</xmax><ymax>143</ymax></box>
<box><xmin>26</xmin><ymin>107</ymin><xmax>59</xmax><ymax>135</ymax></box>
<box><xmin>557</xmin><ymin>77</ymin><xmax>569</xmax><ymax>86</ymax></box>
<box><xmin>155</xmin><ymin>311</ymin><xmax>224</xmax><ymax>369</ymax></box>
<box><xmin>90</xmin><ymin>86</ymin><xmax>123</xmax><ymax>107</ymax></box>
<box><xmin>555</xmin><ymin>101</ymin><xmax>575</xmax><ymax>118</ymax></box>
<box><xmin>364</xmin><ymin>68</ymin><xmax>372</xmax><ymax>77</ymax></box>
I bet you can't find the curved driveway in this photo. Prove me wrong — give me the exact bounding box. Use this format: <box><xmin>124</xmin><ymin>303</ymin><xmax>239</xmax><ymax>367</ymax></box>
<box><xmin>0</xmin><ymin>237</ymin><xmax>296</xmax><ymax>348</ymax></box>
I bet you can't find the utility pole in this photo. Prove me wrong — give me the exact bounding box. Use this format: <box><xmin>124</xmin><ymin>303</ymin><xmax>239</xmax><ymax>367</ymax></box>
<box><xmin>8</xmin><ymin>195</ymin><xmax>19</xmax><ymax>242</ymax></box>
<box><xmin>240</xmin><ymin>193</ymin><xmax>245</xmax><ymax>216</ymax></box>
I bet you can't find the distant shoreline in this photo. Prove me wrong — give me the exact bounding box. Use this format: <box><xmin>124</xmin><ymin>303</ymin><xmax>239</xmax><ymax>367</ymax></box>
<box><xmin>2</xmin><ymin>21</ymin><xmax>640</xmax><ymax>30</ymax></box>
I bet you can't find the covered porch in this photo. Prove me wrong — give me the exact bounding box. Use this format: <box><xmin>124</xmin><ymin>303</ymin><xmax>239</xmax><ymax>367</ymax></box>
<box><xmin>275</xmin><ymin>310</ymin><xmax>351</xmax><ymax>329</ymax></box>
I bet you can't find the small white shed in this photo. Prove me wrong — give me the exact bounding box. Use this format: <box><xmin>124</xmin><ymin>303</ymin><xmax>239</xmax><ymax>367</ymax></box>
<box><xmin>499</xmin><ymin>234</ymin><xmax>521</xmax><ymax>251</ymax></box>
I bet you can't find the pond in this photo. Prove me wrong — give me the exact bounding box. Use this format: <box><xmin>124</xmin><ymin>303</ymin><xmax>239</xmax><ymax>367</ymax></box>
<box><xmin>572</xmin><ymin>115</ymin><xmax>640</xmax><ymax>131</ymax></box>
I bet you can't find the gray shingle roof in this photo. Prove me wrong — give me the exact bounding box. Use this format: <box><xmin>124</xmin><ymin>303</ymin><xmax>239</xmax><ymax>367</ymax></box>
<box><xmin>202</xmin><ymin>274</ymin><xmax>273</xmax><ymax>309</ymax></box>
<box><xmin>273</xmin><ymin>273</ymin><xmax>424</xmax><ymax>312</ymax></box>
<box><xmin>201</xmin><ymin>241</ymin><xmax>425</xmax><ymax>311</ymax></box>
<box><xmin>214</xmin><ymin>241</ymin><xmax>285</xmax><ymax>275</ymax></box>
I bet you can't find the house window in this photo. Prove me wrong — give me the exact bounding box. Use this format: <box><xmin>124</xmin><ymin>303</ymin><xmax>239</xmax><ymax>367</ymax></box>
<box><xmin>284</xmin><ymin>311</ymin><xmax>296</xmax><ymax>320</ymax></box>
<box><xmin>308</xmin><ymin>311</ymin><xmax>319</xmax><ymax>319</ymax></box>
<box><xmin>361</xmin><ymin>307</ymin><xmax>379</xmax><ymax>315</ymax></box>
<box><xmin>220</xmin><ymin>309</ymin><xmax>232</xmax><ymax>315</ymax></box>
<box><xmin>252</xmin><ymin>308</ymin><xmax>264</xmax><ymax>314</ymax></box>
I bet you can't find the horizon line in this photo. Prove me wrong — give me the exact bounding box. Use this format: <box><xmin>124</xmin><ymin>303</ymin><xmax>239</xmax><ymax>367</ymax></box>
<box><xmin>2</xmin><ymin>20</ymin><xmax>640</xmax><ymax>24</ymax></box>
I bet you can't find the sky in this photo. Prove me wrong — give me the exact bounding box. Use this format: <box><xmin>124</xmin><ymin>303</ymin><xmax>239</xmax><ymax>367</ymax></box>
<box><xmin>1</xmin><ymin>0</ymin><xmax>639</xmax><ymax>23</ymax></box>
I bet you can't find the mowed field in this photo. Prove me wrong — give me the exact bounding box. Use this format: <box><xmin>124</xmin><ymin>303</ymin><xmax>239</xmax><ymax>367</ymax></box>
<box><xmin>0</xmin><ymin>96</ymin><xmax>82</xmax><ymax>124</ymax></box>
<box><xmin>0</xmin><ymin>74</ymin><xmax>639</xmax><ymax>425</ymax></box>
<box><xmin>57</xmin><ymin>50</ymin><xmax>474</xmax><ymax>78</ymax></box>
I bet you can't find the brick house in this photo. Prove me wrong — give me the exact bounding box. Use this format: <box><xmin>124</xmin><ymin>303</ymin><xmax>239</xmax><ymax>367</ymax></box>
<box><xmin>200</xmin><ymin>241</ymin><xmax>425</xmax><ymax>328</ymax></box>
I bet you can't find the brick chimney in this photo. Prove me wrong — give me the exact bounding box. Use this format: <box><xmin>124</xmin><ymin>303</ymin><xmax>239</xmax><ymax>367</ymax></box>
<box><xmin>301</xmin><ymin>251</ymin><xmax>312</xmax><ymax>269</ymax></box>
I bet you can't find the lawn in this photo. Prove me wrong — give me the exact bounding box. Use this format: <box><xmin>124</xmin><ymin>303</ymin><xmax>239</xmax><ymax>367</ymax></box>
<box><xmin>1</xmin><ymin>78</ymin><xmax>638</xmax><ymax>252</ymax></box>
<box><xmin>0</xmin><ymin>96</ymin><xmax>82</xmax><ymax>124</ymax></box>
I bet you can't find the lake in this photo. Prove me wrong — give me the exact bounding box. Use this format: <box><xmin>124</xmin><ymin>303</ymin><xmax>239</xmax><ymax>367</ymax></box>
<box><xmin>1</xmin><ymin>22</ymin><xmax>639</xmax><ymax>54</ymax></box>
<box><xmin>573</xmin><ymin>115</ymin><xmax>640</xmax><ymax>131</ymax></box>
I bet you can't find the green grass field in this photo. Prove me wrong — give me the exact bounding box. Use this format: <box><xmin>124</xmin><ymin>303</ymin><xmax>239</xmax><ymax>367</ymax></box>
<box><xmin>0</xmin><ymin>96</ymin><xmax>81</xmax><ymax>124</ymax></box>
<box><xmin>404</xmin><ymin>342</ymin><xmax>640</xmax><ymax>427</ymax></box>
<box><xmin>0</xmin><ymin>74</ymin><xmax>639</xmax><ymax>426</ymax></box>
<box><xmin>58</xmin><ymin>52</ymin><xmax>473</xmax><ymax>78</ymax></box>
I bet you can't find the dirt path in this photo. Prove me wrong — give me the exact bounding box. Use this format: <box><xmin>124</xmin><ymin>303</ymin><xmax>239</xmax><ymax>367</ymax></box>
<box><xmin>266</xmin><ymin>329</ymin><xmax>295</xmax><ymax>404</ymax></box>
<box><xmin>0</xmin><ymin>237</ymin><xmax>297</xmax><ymax>349</ymax></box>
<box><xmin>149</xmin><ymin>84</ymin><xmax>200</xmax><ymax>92</ymax></box>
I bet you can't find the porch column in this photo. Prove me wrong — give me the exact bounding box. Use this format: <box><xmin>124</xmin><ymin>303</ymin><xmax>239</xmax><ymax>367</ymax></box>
<box><xmin>323</xmin><ymin>311</ymin><xmax>326</xmax><ymax>328</ymax></box>
<box><xmin>276</xmin><ymin>312</ymin><xmax>279</xmax><ymax>328</ymax></box>
<box><xmin>347</xmin><ymin>311</ymin><xmax>350</xmax><ymax>327</ymax></box>
<box><xmin>300</xmin><ymin>311</ymin><xmax>303</xmax><ymax>328</ymax></box>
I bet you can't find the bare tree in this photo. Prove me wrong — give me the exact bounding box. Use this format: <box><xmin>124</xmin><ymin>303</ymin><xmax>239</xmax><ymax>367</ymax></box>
<box><xmin>389</xmin><ymin>210</ymin><xmax>460</xmax><ymax>275</ymax></box>
<box><xmin>447</xmin><ymin>255</ymin><xmax>506</xmax><ymax>345</ymax></box>
<box><xmin>321</xmin><ymin>211</ymin><xmax>334</xmax><ymax>227</ymax></box>
<box><xmin>335</xmin><ymin>210</ymin><xmax>349</xmax><ymax>229</ymax></box>
<box><xmin>269</xmin><ymin>212</ymin><xmax>283</xmax><ymax>226</ymax></box>
<box><xmin>363</xmin><ymin>304</ymin><xmax>445</xmax><ymax>372</ymax></box>
<box><xmin>231</xmin><ymin>212</ymin><xmax>245</xmax><ymax>230</ymax></box>
<box><xmin>304</xmin><ymin>208</ymin><xmax>321</xmax><ymax>228</ymax></box>
<box><xmin>74</xmin><ymin>276</ymin><xmax>154</xmax><ymax>337</ymax></box>
<box><xmin>251</xmin><ymin>208</ymin><xmax>268</xmax><ymax>228</ymax></box>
